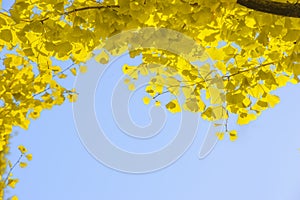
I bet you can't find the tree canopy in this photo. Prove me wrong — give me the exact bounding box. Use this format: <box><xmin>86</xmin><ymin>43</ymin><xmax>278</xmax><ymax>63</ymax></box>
<box><xmin>1</xmin><ymin>0</ymin><xmax>300</xmax><ymax>198</ymax></box>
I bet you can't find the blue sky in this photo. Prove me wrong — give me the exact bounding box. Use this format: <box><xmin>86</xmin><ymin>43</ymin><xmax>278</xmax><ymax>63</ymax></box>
<box><xmin>2</xmin><ymin>1</ymin><xmax>300</xmax><ymax>200</ymax></box>
<box><xmin>5</xmin><ymin>56</ymin><xmax>300</xmax><ymax>200</ymax></box>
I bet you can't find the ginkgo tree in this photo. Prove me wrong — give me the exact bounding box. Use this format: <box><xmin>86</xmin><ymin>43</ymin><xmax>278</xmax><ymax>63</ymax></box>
<box><xmin>1</xmin><ymin>0</ymin><xmax>300</xmax><ymax>198</ymax></box>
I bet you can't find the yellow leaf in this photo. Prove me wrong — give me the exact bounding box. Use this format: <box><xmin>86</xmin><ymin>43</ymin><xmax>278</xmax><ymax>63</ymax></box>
<box><xmin>265</xmin><ymin>94</ymin><xmax>280</xmax><ymax>108</ymax></box>
<box><xmin>0</xmin><ymin>29</ymin><xmax>12</xmax><ymax>42</ymax></box>
<box><xmin>18</xmin><ymin>145</ymin><xmax>27</xmax><ymax>154</ymax></box>
<box><xmin>283</xmin><ymin>30</ymin><xmax>300</xmax><ymax>41</ymax></box>
<box><xmin>166</xmin><ymin>99</ymin><xmax>181</xmax><ymax>113</ymax></box>
<box><xmin>215</xmin><ymin>61</ymin><xmax>226</xmax><ymax>74</ymax></box>
<box><xmin>155</xmin><ymin>101</ymin><xmax>161</xmax><ymax>106</ymax></box>
<box><xmin>201</xmin><ymin>107</ymin><xmax>213</xmax><ymax>120</ymax></box>
<box><xmin>211</xmin><ymin>106</ymin><xmax>227</xmax><ymax>120</ymax></box>
<box><xmin>8</xmin><ymin>178</ymin><xmax>19</xmax><ymax>188</ymax></box>
<box><xmin>209</xmin><ymin>87</ymin><xmax>224</xmax><ymax>105</ymax></box>
<box><xmin>237</xmin><ymin>112</ymin><xmax>257</xmax><ymax>125</ymax></box>
<box><xmin>245</xmin><ymin>16</ymin><xmax>256</xmax><ymax>28</ymax></box>
<box><xmin>223</xmin><ymin>45</ymin><xmax>237</xmax><ymax>57</ymax></box>
<box><xmin>79</xmin><ymin>66</ymin><xmax>87</xmax><ymax>73</ymax></box>
<box><xmin>229</xmin><ymin>130</ymin><xmax>238</xmax><ymax>141</ymax></box>
<box><xmin>145</xmin><ymin>85</ymin><xmax>155</xmax><ymax>96</ymax></box>
<box><xmin>248</xmin><ymin>84</ymin><xmax>264</xmax><ymax>98</ymax></box>
<box><xmin>19</xmin><ymin>162</ymin><xmax>27</xmax><ymax>168</ymax></box>
<box><xmin>95</xmin><ymin>50</ymin><xmax>110</xmax><ymax>64</ymax></box>
<box><xmin>182</xmin><ymin>87</ymin><xmax>193</xmax><ymax>98</ymax></box>
<box><xmin>213</xmin><ymin>123</ymin><xmax>222</xmax><ymax>127</ymax></box>
<box><xmin>54</xmin><ymin>2</ymin><xmax>64</xmax><ymax>12</ymax></box>
<box><xmin>67</xmin><ymin>94</ymin><xmax>78</xmax><ymax>103</ymax></box>
<box><xmin>183</xmin><ymin>97</ymin><xmax>205</xmax><ymax>112</ymax></box>
<box><xmin>8</xmin><ymin>160</ymin><xmax>12</xmax><ymax>168</ymax></box>
<box><xmin>293</xmin><ymin>63</ymin><xmax>300</xmax><ymax>76</ymax></box>
<box><xmin>216</xmin><ymin>132</ymin><xmax>224</xmax><ymax>140</ymax></box>
<box><xmin>206</xmin><ymin>48</ymin><xmax>225</xmax><ymax>61</ymax></box>
<box><xmin>50</xmin><ymin>66</ymin><xmax>62</xmax><ymax>74</ymax></box>
<box><xmin>242</xmin><ymin>97</ymin><xmax>251</xmax><ymax>108</ymax></box>
<box><xmin>124</xmin><ymin>78</ymin><xmax>130</xmax><ymax>84</ymax></box>
<box><xmin>11</xmin><ymin>196</ymin><xmax>19</xmax><ymax>200</ymax></box>
<box><xmin>29</xmin><ymin>106</ymin><xmax>42</xmax><ymax>119</ymax></box>
<box><xmin>70</xmin><ymin>68</ymin><xmax>77</xmax><ymax>76</ymax></box>
<box><xmin>142</xmin><ymin>96</ymin><xmax>151</xmax><ymax>105</ymax></box>
<box><xmin>128</xmin><ymin>83</ymin><xmax>135</xmax><ymax>91</ymax></box>
<box><xmin>276</xmin><ymin>75</ymin><xmax>290</xmax><ymax>87</ymax></box>
<box><xmin>139</xmin><ymin>64</ymin><xmax>148</xmax><ymax>76</ymax></box>
<box><xmin>55</xmin><ymin>42</ymin><xmax>73</xmax><ymax>57</ymax></box>
<box><xmin>26</xmin><ymin>154</ymin><xmax>33</xmax><ymax>161</ymax></box>
<box><xmin>58</xmin><ymin>74</ymin><xmax>67</xmax><ymax>79</ymax></box>
<box><xmin>10</xmin><ymin>54</ymin><xmax>23</xmax><ymax>66</ymax></box>
<box><xmin>122</xmin><ymin>64</ymin><xmax>138</xmax><ymax>79</ymax></box>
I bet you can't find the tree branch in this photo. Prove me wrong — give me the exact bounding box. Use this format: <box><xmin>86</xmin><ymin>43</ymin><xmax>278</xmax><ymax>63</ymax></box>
<box><xmin>4</xmin><ymin>154</ymin><xmax>23</xmax><ymax>184</ymax></box>
<box><xmin>64</xmin><ymin>5</ymin><xmax>120</xmax><ymax>15</ymax></box>
<box><xmin>223</xmin><ymin>61</ymin><xmax>275</xmax><ymax>80</ymax></box>
<box><xmin>22</xmin><ymin>5</ymin><xmax>120</xmax><ymax>23</ymax></box>
<box><xmin>237</xmin><ymin>0</ymin><xmax>300</xmax><ymax>18</ymax></box>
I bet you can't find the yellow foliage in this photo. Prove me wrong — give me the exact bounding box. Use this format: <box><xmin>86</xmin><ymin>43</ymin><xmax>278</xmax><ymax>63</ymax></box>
<box><xmin>165</xmin><ymin>99</ymin><xmax>181</xmax><ymax>113</ymax></box>
<box><xmin>142</xmin><ymin>96</ymin><xmax>151</xmax><ymax>105</ymax></box>
<box><xmin>128</xmin><ymin>83</ymin><xmax>135</xmax><ymax>91</ymax></box>
<box><xmin>70</xmin><ymin>68</ymin><xmax>77</xmax><ymax>76</ymax></box>
<box><xmin>79</xmin><ymin>66</ymin><xmax>88</xmax><ymax>73</ymax></box>
<box><xmin>216</xmin><ymin>132</ymin><xmax>224</xmax><ymax>140</ymax></box>
<box><xmin>26</xmin><ymin>154</ymin><xmax>33</xmax><ymax>161</ymax></box>
<box><xmin>8</xmin><ymin>178</ymin><xmax>19</xmax><ymax>188</ymax></box>
<box><xmin>17</xmin><ymin>145</ymin><xmax>27</xmax><ymax>154</ymax></box>
<box><xmin>229</xmin><ymin>130</ymin><xmax>238</xmax><ymax>142</ymax></box>
<box><xmin>95</xmin><ymin>50</ymin><xmax>110</xmax><ymax>64</ymax></box>
<box><xmin>11</xmin><ymin>196</ymin><xmax>19</xmax><ymax>200</ymax></box>
<box><xmin>155</xmin><ymin>101</ymin><xmax>161</xmax><ymax>107</ymax></box>
<box><xmin>1</xmin><ymin>0</ymin><xmax>300</xmax><ymax>198</ymax></box>
<box><xmin>237</xmin><ymin>112</ymin><xmax>257</xmax><ymax>125</ymax></box>
<box><xmin>19</xmin><ymin>162</ymin><xmax>27</xmax><ymax>168</ymax></box>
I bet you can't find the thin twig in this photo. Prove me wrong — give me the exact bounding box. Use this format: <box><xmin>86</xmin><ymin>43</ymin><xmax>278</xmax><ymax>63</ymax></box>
<box><xmin>4</xmin><ymin>154</ymin><xmax>23</xmax><ymax>184</ymax></box>
<box><xmin>223</xmin><ymin>61</ymin><xmax>275</xmax><ymax>80</ymax></box>
<box><xmin>21</xmin><ymin>5</ymin><xmax>120</xmax><ymax>23</ymax></box>
<box><xmin>64</xmin><ymin>5</ymin><xmax>120</xmax><ymax>15</ymax></box>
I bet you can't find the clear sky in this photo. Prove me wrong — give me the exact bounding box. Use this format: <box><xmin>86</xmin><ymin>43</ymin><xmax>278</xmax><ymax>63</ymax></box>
<box><xmin>2</xmin><ymin>1</ymin><xmax>300</xmax><ymax>200</ymax></box>
<box><xmin>5</xmin><ymin>57</ymin><xmax>300</xmax><ymax>200</ymax></box>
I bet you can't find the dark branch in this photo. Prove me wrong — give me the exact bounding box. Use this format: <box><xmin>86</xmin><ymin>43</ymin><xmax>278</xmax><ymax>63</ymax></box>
<box><xmin>64</xmin><ymin>5</ymin><xmax>120</xmax><ymax>15</ymax></box>
<box><xmin>223</xmin><ymin>61</ymin><xmax>275</xmax><ymax>80</ymax></box>
<box><xmin>237</xmin><ymin>0</ymin><xmax>300</xmax><ymax>18</ymax></box>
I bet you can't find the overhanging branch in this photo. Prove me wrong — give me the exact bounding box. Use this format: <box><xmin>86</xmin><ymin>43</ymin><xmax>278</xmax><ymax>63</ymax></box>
<box><xmin>237</xmin><ymin>0</ymin><xmax>300</xmax><ymax>18</ymax></box>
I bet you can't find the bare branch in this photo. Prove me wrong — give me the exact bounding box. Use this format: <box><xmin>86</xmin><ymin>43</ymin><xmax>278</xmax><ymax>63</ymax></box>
<box><xmin>237</xmin><ymin>0</ymin><xmax>300</xmax><ymax>18</ymax></box>
<box><xmin>64</xmin><ymin>5</ymin><xmax>120</xmax><ymax>15</ymax></box>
